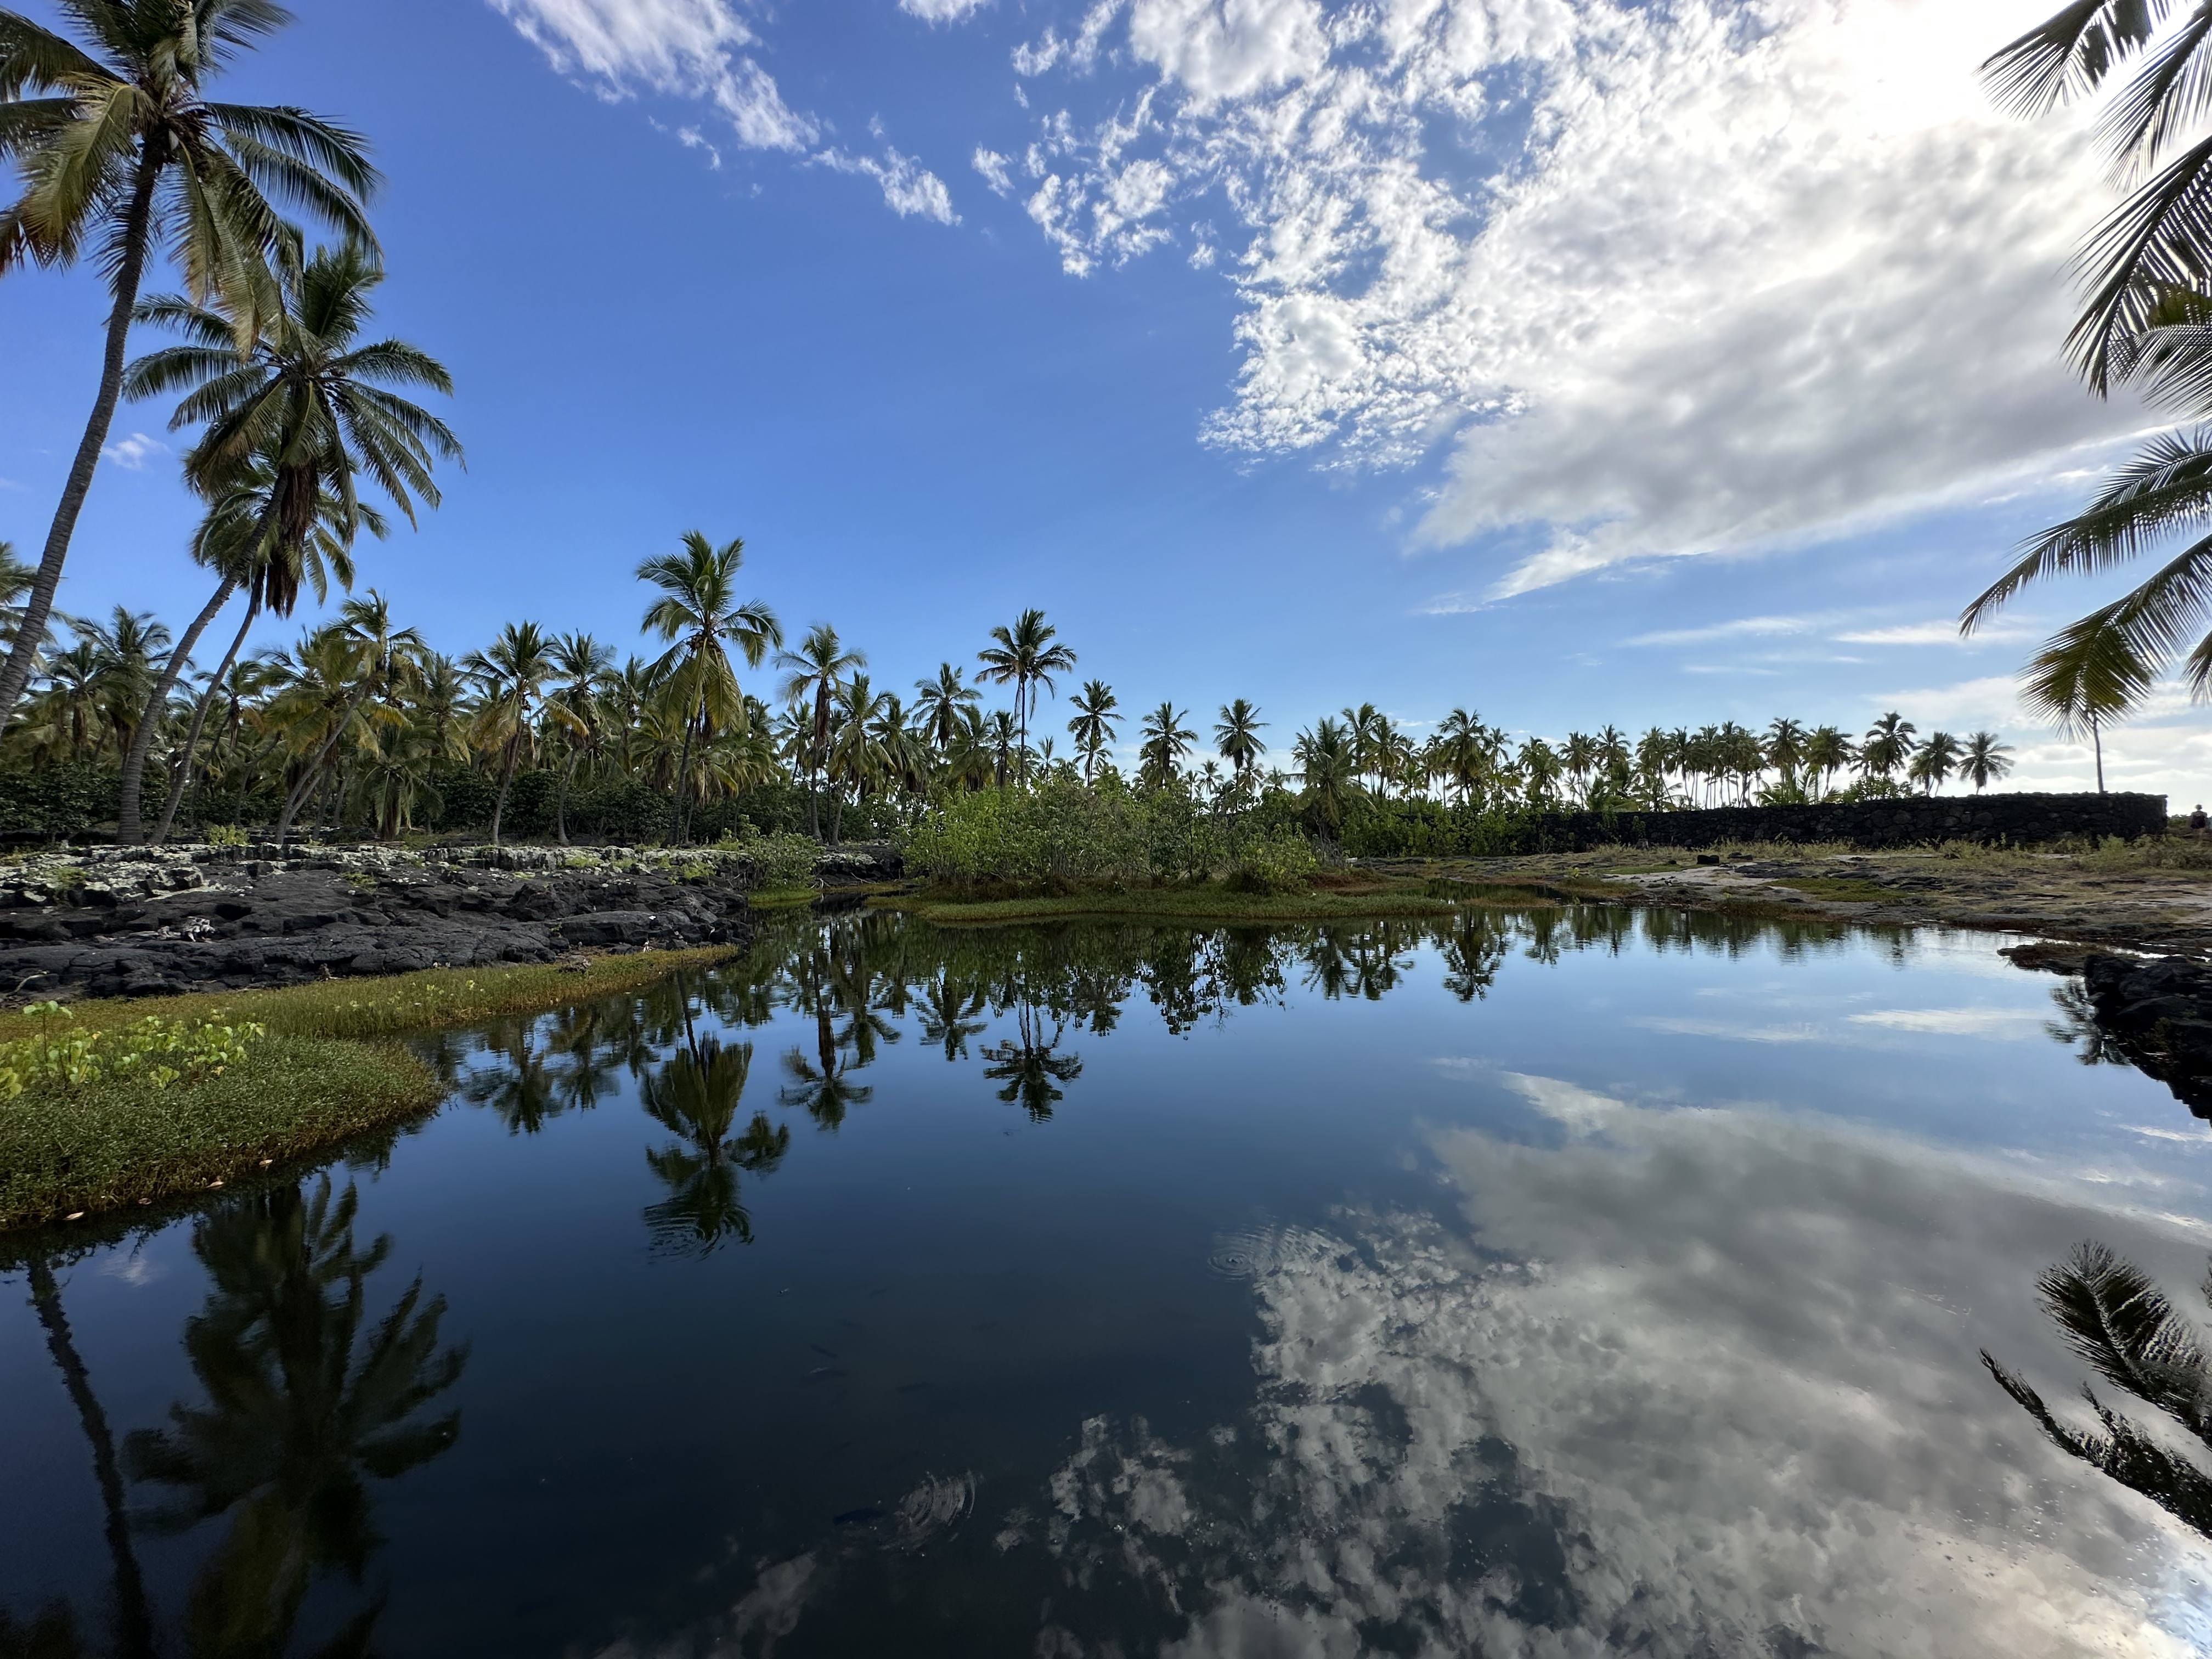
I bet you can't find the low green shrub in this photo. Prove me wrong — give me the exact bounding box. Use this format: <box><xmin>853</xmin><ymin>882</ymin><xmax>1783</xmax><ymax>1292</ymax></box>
<box><xmin>0</xmin><ymin>1003</ymin><xmax>261</xmax><ymax>1098</ymax></box>
<box><xmin>1225</xmin><ymin>834</ymin><xmax>1320</xmax><ymax>895</ymax></box>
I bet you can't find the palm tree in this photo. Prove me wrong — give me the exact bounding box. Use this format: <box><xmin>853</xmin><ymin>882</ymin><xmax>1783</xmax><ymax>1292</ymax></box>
<box><xmin>1859</xmin><ymin>712</ymin><xmax>1917</xmax><ymax>786</ymax></box>
<box><xmin>1803</xmin><ymin>725</ymin><xmax>1854</xmax><ymax>799</ymax></box>
<box><xmin>0</xmin><ymin>1</ymin><xmax>379</xmax><ymax>728</ymax></box>
<box><xmin>774</xmin><ymin>622</ymin><xmax>862</xmax><ymax>837</ymax></box>
<box><xmin>115</xmin><ymin>242</ymin><xmax>460</xmax><ymax>841</ymax></box>
<box><xmin>2021</xmin><ymin>606</ymin><xmax>2151</xmax><ymax>793</ymax></box>
<box><xmin>465</xmin><ymin>621</ymin><xmax>562</xmax><ymax>849</ymax></box>
<box><xmin>1963</xmin><ymin>730</ymin><xmax>2015</xmax><ymax>791</ymax></box>
<box><xmin>1907</xmin><ymin>730</ymin><xmax>1961</xmax><ymax>795</ymax></box>
<box><xmin>823</xmin><ymin>673</ymin><xmax>891</xmax><ymax>844</ymax></box>
<box><xmin>640</xmin><ymin>532</ymin><xmax>782</xmax><ymax>843</ymax></box>
<box><xmin>269</xmin><ymin>591</ymin><xmax>419</xmax><ymax>845</ymax></box>
<box><xmin>1214</xmin><ymin>698</ymin><xmax>1267</xmax><ymax>778</ymax></box>
<box><xmin>76</xmin><ymin>605</ymin><xmax>168</xmax><ymax>758</ymax></box>
<box><xmin>1066</xmin><ymin>678</ymin><xmax>1119</xmax><ymax>783</ymax></box>
<box><xmin>1293</xmin><ymin>716</ymin><xmax>1358</xmax><ymax>835</ymax></box>
<box><xmin>1341</xmin><ymin>702</ymin><xmax>1387</xmax><ymax>790</ymax></box>
<box><xmin>980</xmin><ymin>1002</ymin><xmax>1083</xmax><ymax>1122</ymax></box>
<box><xmin>146</xmin><ymin>462</ymin><xmax>380</xmax><ymax>844</ymax></box>
<box><xmin>1137</xmin><ymin>701</ymin><xmax>1194</xmax><ymax>789</ymax></box>
<box><xmin>1764</xmin><ymin>717</ymin><xmax>1807</xmax><ymax>789</ymax></box>
<box><xmin>976</xmin><ymin>608</ymin><xmax>1076</xmax><ymax>783</ymax></box>
<box><xmin>546</xmin><ymin>631</ymin><xmax>612</xmax><ymax>845</ymax></box>
<box><xmin>912</xmin><ymin>661</ymin><xmax>979</xmax><ymax>754</ymax></box>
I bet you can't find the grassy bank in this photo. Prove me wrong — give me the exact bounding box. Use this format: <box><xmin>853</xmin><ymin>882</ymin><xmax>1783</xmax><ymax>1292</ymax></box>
<box><xmin>890</xmin><ymin>881</ymin><xmax>1461</xmax><ymax>926</ymax></box>
<box><xmin>0</xmin><ymin>946</ymin><xmax>737</xmax><ymax>1234</ymax></box>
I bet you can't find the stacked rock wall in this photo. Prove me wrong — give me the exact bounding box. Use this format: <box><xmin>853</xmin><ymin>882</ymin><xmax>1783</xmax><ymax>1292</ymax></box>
<box><xmin>1533</xmin><ymin>792</ymin><xmax>2168</xmax><ymax>851</ymax></box>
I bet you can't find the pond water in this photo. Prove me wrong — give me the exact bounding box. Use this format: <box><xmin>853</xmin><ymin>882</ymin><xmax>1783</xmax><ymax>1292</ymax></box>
<box><xmin>7</xmin><ymin>904</ymin><xmax>2212</xmax><ymax>1657</ymax></box>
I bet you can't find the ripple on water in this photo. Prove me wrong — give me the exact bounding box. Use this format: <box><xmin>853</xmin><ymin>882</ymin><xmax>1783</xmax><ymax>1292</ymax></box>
<box><xmin>1207</xmin><ymin>1223</ymin><xmax>1293</xmax><ymax>1280</ymax></box>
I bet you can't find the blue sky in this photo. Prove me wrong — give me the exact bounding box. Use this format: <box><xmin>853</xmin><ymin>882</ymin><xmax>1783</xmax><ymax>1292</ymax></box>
<box><xmin>4</xmin><ymin>0</ymin><xmax>2208</xmax><ymax>794</ymax></box>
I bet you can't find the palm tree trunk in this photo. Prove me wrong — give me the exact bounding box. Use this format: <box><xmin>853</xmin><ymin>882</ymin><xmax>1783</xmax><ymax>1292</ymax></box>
<box><xmin>0</xmin><ymin>149</ymin><xmax>161</xmax><ymax>730</ymax></box>
<box><xmin>670</xmin><ymin>697</ymin><xmax>701</xmax><ymax>846</ymax></box>
<box><xmin>154</xmin><ymin>594</ymin><xmax>259</xmax><ymax>845</ymax></box>
<box><xmin>556</xmin><ymin>751</ymin><xmax>579</xmax><ymax>845</ymax></box>
<box><xmin>27</xmin><ymin>1258</ymin><xmax>157</xmax><ymax>1659</ymax></box>
<box><xmin>119</xmin><ymin>572</ymin><xmax>237</xmax><ymax>843</ymax></box>
<box><xmin>2092</xmin><ymin>716</ymin><xmax>2106</xmax><ymax>793</ymax></box>
<box><xmin>490</xmin><ymin>731</ymin><xmax>523</xmax><ymax>849</ymax></box>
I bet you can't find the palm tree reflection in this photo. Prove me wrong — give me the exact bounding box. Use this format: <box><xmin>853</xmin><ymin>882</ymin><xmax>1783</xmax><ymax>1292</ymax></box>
<box><xmin>122</xmin><ymin>1177</ymin><xmax>466</xmax><ymax>1657</ymax></box>
<box><xmin>981</xmin><ymin>1002</ymin><xmax>1084</xmax><ymax>1122</ymax></box>
<box><xmin>641</xmin><ymin>1036</ymin><xmax>790</xmax><ymax>1254</ymax></box>
<box><xmin>1984</xmin><ymin>1242</ymin><xmax>2212</xmax><ymax>1535</ymax></box>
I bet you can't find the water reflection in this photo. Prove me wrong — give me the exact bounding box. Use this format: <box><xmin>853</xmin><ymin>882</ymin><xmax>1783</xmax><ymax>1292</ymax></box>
<box><xmin>122</xmin><ymin>1177</ymin><xmax>465</xmax><ymax>1658</ymax></box>
<box><xmin>641</xmin><ymin>1037</ymin><xmax>789</xmax><ymax>1254</ymax></box>
<box><xmin>1985</xmin><ymin>1243</ymin><xmax>2212</xmax><ymax>1538</ymax></box>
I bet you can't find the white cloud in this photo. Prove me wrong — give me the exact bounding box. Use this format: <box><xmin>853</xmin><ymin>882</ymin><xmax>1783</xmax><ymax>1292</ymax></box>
<box><xmin>488</xmin><ymin>0</ymin><xmax>816</xmax><ymax>149</ymax></box>
<box><xmin>819</xmin><ymin>146</ymin><xmax>960</xmax><ymax>223</ymax></box>
<box><xmin>101</xmin><ymin>432</ymin><xmax>167</xmax><ymax>470</ymax></box>
<box><xmin>972</xmin><ymin>146</ymin><xmax>1013</xmax><ymax>195</ymax></box>
<box><xmin>900</xmin><ymin>0</ymin><xmax>990</xmax><ymax>19</ymax></box>
<box><xmin>1848</xmin><ymin>1006</ymin><xmax>2046</xmax><ymax>1036</ymax></box>
<box><xmin>1839</xmin><ymin>619</ymin><xmax>2038</xmax><ymax>646</ymax></box>
<box><xmin>1005</xmin><ymin>0</ymin><xmax>2149</xmax><ymax>596</ymax></box>
<box><xmin>1626</xmin><ymin>613</ymin><xmax>1825</xmax><ymax>647</ymax></box>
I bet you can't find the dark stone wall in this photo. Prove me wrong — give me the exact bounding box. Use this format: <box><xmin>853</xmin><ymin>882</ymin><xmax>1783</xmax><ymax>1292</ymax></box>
<box><xmin>1544</xmin><ymin>792</ymin><xmax>2169</xmax><ymax>851</ymax></box>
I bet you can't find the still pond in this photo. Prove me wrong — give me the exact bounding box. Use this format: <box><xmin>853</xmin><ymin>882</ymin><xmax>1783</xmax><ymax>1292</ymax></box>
<box><xmin>5</xmin><ymin>903</ymin><xmax>2212</xmax><ymax>1657</ymax></box>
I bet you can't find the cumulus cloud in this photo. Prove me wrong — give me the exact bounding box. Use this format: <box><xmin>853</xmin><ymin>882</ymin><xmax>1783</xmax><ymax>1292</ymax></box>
<box><xmin>100</xmin><ymin>432</ymin><xmax>167</xmax><ymax>470</ymax></box>
<box><xmin>488</xmin><ymin>0</ymin><xmax>816</xmax><ymax>149</ymax></box>
<box><xmin>1005</xmin><ymin>0</ymin><xmax>2151</xmax><ymax>595</ymax></box>
<box><xmin>900</xmin><ymin>0</ymin><xmax>991</xmax><ymax>19</ymax></box>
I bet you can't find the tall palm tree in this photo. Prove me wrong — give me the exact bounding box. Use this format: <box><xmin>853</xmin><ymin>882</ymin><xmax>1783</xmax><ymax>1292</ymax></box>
<box><xmin>116</xmin><ymin>242</ymin><xmax>459</xmax><ymax>841</ymax></box>
<box><xmin>1907</xmin><ymin>730</ymin><xmax>1961</xmax><ymax>795</ymax></box>
<box><xmin>465</xmin><ymin>620</ymin><xmax>562</xmax><ymax>849</ymax></box>
<box><xmin>270</xmin><ymin>591</ymin><xmax>419</xmax><ymax>845</ymax></box>
<box><xmin>76</xmin><ymin>605</ymin><xmax>168</xmax><ymax>758</ymax></box>
<box><xmin>1293</xmin><ymin>716</ymin><xmax>1357</xmax><ymax>834</ymax></box>
<box><xmin>823</xmin><ymin>672</ymin><xmax>890</xmax><ymax>844</ymax></box>
<box><xmin>145</xmin><ymin>462</ymin><xmax>378</xmax><ymax>844</ymax></box>
<box><xmin>1214</xmin><ymin>697</ymin><xmax>1267</xmax><ymax>778</ymax></box>
<box><xmin>640</xmin><ymin>532</ymin><xmax>781</xmax><ymax>843</ymax></box>
<box><xmin>0</xmin><ymin>1</ymin><xmax>379</xmax><ymax>728</ymax></box>
<box><xmin>546</xmin><ymin>631</ymin><xmax>612</xmax><ymax>845</ymax></box>
<box><xmin>1066</xmin><ymin>678</ymin><xmax>1119</xmax><ymax>783</ymax></box>
<box><xmin>911</xmin><ymin>661</ymin><xmax>979</xmax><ymax>754</ymax></box>
<box><xmin>1137</xmin><ymin>701</ymin><xmax>1194</xmax><ymax>789</ymax></box>
<box><xmin>2021</xmin><ymin>606</ymin><xmax>2149</xmax><ymax>792</ymax></box>
<box><xmin>976</xmin><ymin>608</ymin><xmax>1076</xmax><ymax>783</ymax></box>
<box><xmin>1859</xmin><ymin>712</ymin><xmax>1917</xmax><ymax>786</ymax></box>
<box><xmin>774</xmin><ymin>622</ymin><xmax>862</xmax><ymax>838</ymax></box>
<box><xmin>1962</xmin><ymin>730</ymin><xmax>2015</xmax><ymax>791</ymax></box>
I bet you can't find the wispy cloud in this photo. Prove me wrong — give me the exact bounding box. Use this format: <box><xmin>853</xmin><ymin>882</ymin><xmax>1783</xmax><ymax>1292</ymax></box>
<box><xmin>1847</xmin><ymin>1008</ymin><xmax>2044</xmax><ymax>1037</ymax></box>
<box><xmin>488</xmin><ymin>0</ymin><xmax>815</xmax><ymax>150</ymax></box>
<box><xmin>818</xmin><ymin>145</ymin><xmax>958</xmax><ymax>224</ymax></box>
<box><xmin>1837</xmin><ymin>619</ymin><xmax>2036</xmax><ymax>646</ymax></box>
<box><xmin>101</xmin><ymin>432</ymin><xmax>167</xmax><ymax>471</ymax></box>
<box><xmin>1625</xmin><ymin>614</ymin><xmax>1824</xmax><ymax>647</ymax></box>
<box><xmin>900</xmin><ymin>0</ymin><xmax>991</xmax><ymax>19</ymax></box>
<box><xmin>972</xmin><ymin>146</ymin><xmax>1014</xmax><ymax>196</ymax></box>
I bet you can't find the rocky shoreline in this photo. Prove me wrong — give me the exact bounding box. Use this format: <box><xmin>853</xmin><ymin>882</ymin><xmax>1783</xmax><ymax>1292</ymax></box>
<box><xmin>0</xmin><ymin>844</ymin><xmax>802</xmax><ymax>999</ymax></box>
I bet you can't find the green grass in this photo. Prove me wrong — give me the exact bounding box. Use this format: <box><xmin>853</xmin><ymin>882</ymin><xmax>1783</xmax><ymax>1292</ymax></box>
<box><xmin>891</xmin><ymin>883</ymin><xmax>1460</xmax><ymax>926</ymax></box>
<box><xmin>0</xmin><ymin>946</ymin><xmax>737</xmax><ymax>1234</ymax></box>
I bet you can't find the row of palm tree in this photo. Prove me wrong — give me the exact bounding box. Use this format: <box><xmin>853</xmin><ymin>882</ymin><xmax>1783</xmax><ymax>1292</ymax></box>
<box><xmin>4</xmin><ymin>549</ymin><xmax>2028</xmax><ymax>844</ymax></box>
